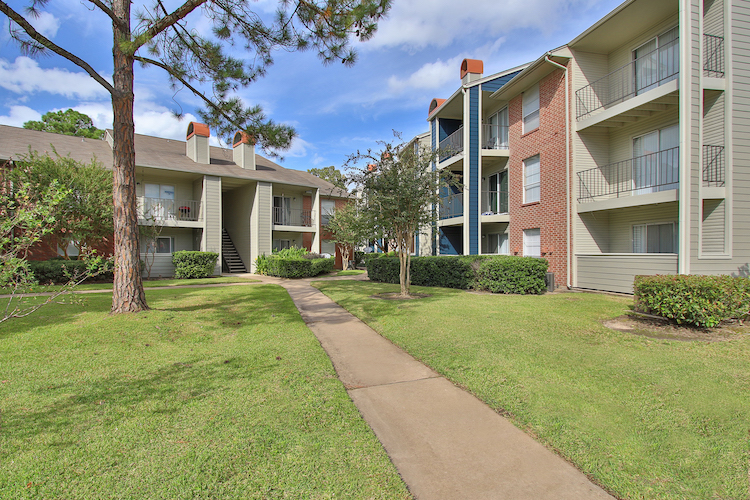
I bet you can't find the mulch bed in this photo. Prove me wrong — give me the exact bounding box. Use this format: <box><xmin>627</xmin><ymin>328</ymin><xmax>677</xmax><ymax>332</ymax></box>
<box><xmin>603</xmin><ymin>313</ymin><xmax>749</xmax><ymax>342</ymax></box>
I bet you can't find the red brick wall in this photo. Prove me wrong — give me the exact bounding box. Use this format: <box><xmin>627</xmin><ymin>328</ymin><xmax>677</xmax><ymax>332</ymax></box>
<box><xmin>28</xmin><ymin>234</ymin><xmax>115</xmax><ymax>261</ymax></box>
<box><xmin>506</xmin><ymin>66</ymin><xmax>568</xmax><ymax>287</ymax></box>
<box><xmin>319</xmin><ymin>197</ymin><xmax>350</xmax><ymax>269</ymax></box>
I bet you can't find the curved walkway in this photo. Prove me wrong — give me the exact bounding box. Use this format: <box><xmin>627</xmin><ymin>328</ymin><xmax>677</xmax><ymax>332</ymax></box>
<box><xmin>253</xmin><ymin>273</ymin><xmax>614</xmax><ymax>500</ymax></box>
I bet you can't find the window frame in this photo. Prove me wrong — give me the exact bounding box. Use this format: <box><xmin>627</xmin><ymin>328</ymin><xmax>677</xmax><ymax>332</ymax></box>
<box><xmin>321</xmin><ymin>199</ymin><xmax>336</xmax><ymax>226</ymax></box>
<box><xmin>522</xmin><ymin>84</ymin><xmax>540</xmax><ymax>133</ymax></box>
<box><xmin>632</xmin><ymin>222</ymin><xmax>677</xmax><ymax>253</ymax></box>
<box><xmin>523</xmin><ymin>155</ymin><xmax>541</xmax><ymax>204</ymax></box>
<box><xmin>523</xmin><ymin>228</ymin><xmax>541</xmax><ymax>257</ymax></box>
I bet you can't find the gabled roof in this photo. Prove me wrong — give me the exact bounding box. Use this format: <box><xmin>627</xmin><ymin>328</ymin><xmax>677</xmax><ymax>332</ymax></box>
<box><xmin>0</xmin><ymin>125</ymin><xmax>348</xmax><ymax>198</ymax></box>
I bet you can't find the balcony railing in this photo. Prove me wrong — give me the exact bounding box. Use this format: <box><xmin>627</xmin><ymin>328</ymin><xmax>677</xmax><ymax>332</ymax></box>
<box><xmin>481</xmin><ymin>190</ymin><xmax>509</xmax><ymax>215</ymax></box>
<box><xmin>481</xmin><ymin>124</ymin><xmax>509</xmax><ymax>149</ymax></box>
<box><xmin>439</xmin><ymin>126</ymin><xmax>464</xmax><ymax>162</ymax></box>
<box><xmin>138</xmin><ymin>197</ymin><xmax>201</xmax><ymax>222</ymax></box>
<box><xmin>704</xmin><ymin>34</ymin><xmax>725</xmax><ymax>78</ymax></box>
<box><xmin>439</xmin><ymin>193</ymin><xmax>463</xmax><ymax>219</ymax></box>
<box><xmin>703</xmin><ymin>144</ymin><xmax>725</xmax><ymax>187</ymax></box>
<box><xmin>575</xmin><ymin>37</ymin><xmax>679</xmax><ymax>120</ymax></box>
<box><xmin>273</xmin><ymin>208</ymin><xmax>314</xmax><ymax>227</ymax></box>
<box><xmin>577</xmin><ymin>147</ymin><xmax>679</xmax><ymax>203</ymax></box>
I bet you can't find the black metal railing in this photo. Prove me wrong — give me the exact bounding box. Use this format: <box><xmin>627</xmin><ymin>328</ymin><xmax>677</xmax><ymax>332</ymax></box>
<box><xmin>273</xmin><ymin>208</ymin><xmax>314</xmax><ymax>226</ymax></box>
<box><xmin>578</xmin><ymin>147</ymin><xmax>679</xmax><ymax>202</ymax></box>
<box><xmin>439</xmin><ymin>126</ymin><xmax>464</xmax><ymax>162</ymax></box>
<box><xmin>575</xmin><ymin>37</ymin><xmax>679</xmax><ymax>120</ymax></box>
<box><xmin>703</xmin><ymin>144</ymin><xmax>725</xmax><ymax>187</ymax></box>
<box><xmin>704</xmin><ymin>34</ymin><xmax>725</xmax><ymax>78</ymax></box>
<box><xmin>481</xmin><ymin>190</ymin><xmax>509</xmax><ymax>214</ymax></box>
<box><xmin>439</xmin><ymin>192</ymin><xmax>463</xmax><ymax>219</ymax></box>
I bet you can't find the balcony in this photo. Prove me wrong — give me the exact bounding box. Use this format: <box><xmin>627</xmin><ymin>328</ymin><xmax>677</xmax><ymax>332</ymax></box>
<box><xmin>439</xmin><ymin>193</ymin><xmax>463</xmax><ymax>219</ymax></box>
<box><xmin>703</xmin><ymin>145</ymin><xmax>725</xmax><ymax>187</ymax></box>
<box><xmin>481</xmin><ymin>190</ymin><xmax>509</xmax><ymax>215</ymax></box>
<box><xmin>575</xmin><ymin>37</ymin><xmax>679</xmax><ymax>120</ymax></box>
<box><xmin>481</xmin><ymin>124</ymin><xmax>508</xmax><ymax>150</ymax></box>
<box><xmin>138</xmin><ymin>197</ymin><xmax>201</xmax><ymax>222</ymax></box>
<box><xmin>577</xmin><ymin>146</ymin><xmax>679</xmax><ymax>204</ymax></box>
<box><xmin>273</xmin><ymin>208</ymin><xmax>315</xmax><ymax>227</ymax></box>
<box><xmin>704</xmin><ymin>34</ymin><xmax>725</xmax><ymax>78</ymax></box>
<box><xmin>439</xmin><ymin>126</ymin><xmax>463</xmax><ymax>162</ymax></box>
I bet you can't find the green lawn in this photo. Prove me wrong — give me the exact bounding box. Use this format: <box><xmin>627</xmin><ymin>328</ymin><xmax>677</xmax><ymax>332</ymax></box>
<box><xmin>3</xmin><ymin>276</ymin><xmax>259</xmax><ymax>294</ymax></box>
<box><xmin>314</xmin><ymin>281</ymin><xmax>750</xmax><ymax>500</ymax></box>
<box><xmin>0</xmin><ymin>285</ymin><xmax>409</xmax><ymax>499</ymax></box>
<box><xmin>335</xmin><ymin>270</ymin><xmax>366</xmax><ymax>276</ymax></box>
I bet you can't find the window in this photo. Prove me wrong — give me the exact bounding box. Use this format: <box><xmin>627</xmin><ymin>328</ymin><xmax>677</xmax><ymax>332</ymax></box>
<box><xmin>273</xmin><ymin>239</ymin><xmax>291</xmax><ymax>251</ymax></box>
<box><xmin>486</xmin><ymin>171</ymin><xmax>508</xmax><ymax>214</ymax></box>
<box><xmin>321</xmin><ymin>199</ymin><xmax>336</xmax><ymax>226</ymax></box>
<box><xmin>633</xmin><ymin>26</ymin><xmax>679</xmax><ymax>95</ymax></box>
<box><xmin>633</xmin><ymin>124</ymin><xmax>679</xmax><ymax>194</ymax></box>
<box><xmin>143</xmin><ymin>183</ymin><xmax>175</xmax><ymax>219</ymax></box>
<box><xmin>273</xmin><ymin>196</ymin><xmax>292</xmax><ymax>225</ymax></box>
<box><xmin>144</xmin><ymin>236</ymin><xmax>172</xmax><ymax>254</ymax></box>
<box><xmin>523</xmin><ymin>155</ymin><xmax>540</xmax><ymax>203</ymax></box>
<box><xmin>485</xmin><ymin>107</ymin><xmax>508</xmax><ymax>148</ymax></box>
<box><xmin>633</xmin><ymin>223</ymin><xmax>676</xmax><ymax>253</ymax></box>
<box><xmin>321</xmin><ymin>239</ymin><xmax>336</xmax><ymax>256</ymax></box>
<box><xmin>483</xmin><ymin>233</ymin><xmax>508</xmax><ymax>254</ymax></box>
<box><xmin>522</xmin><ymin>84</ymin><xmax>540</xmax><ymax>133</ymax></box>
<box><xmin>523</xmin><ymin>228</ymin><xmax>541</xmax><ymax>257</ymax></box>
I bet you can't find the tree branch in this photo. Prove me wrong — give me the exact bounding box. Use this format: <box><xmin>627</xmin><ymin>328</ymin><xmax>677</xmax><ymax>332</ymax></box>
<box><xmin>84</xmin><ymin>0</ymin><xmax>126</xmax><ymax>30</ymax></box>
<box><xmin>132</xmin><ymin>0</ymin><xmax>207</xmax><ymax>51</ymax></box>
<box><xmin>0</xmin><ymin>0</ymin><xmax>115</xmax><ymax>95</ymax></box>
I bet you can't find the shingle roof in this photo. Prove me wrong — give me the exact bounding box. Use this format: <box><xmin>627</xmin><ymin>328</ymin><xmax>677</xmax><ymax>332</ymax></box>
<box><xmin>0</xmin><ymin>124</ymin><xmax>349</xmax><ymax>198</ymax></box>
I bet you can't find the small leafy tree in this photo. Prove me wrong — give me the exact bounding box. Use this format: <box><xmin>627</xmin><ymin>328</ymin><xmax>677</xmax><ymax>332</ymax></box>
<box><xmin>138</xmin><ymin>213</ymin><xmax>164</xmax><ymax>279</ymax></box>
<box><xmin>325</xmin><ymin>201</ymin><xmax>367</xmax><ymax>270</ymax></box>
<box><xmin>347</xmin><ymin>136</ymin><xmax>453</xmax><ymax>296</ymax></box>
<box><xmin>23</xmin><ymin>109</ymin><xmax>105</xmax><ymax>139</ymax></box>
<box><xmin>308</xmin><ymin>166</ymin><xmax>348</xmax><ymax>190</ymax></box>
<box><xmin>10</xmin><ymin>150</ymin><xmax>114</xmax><ymax>258</ymax></box>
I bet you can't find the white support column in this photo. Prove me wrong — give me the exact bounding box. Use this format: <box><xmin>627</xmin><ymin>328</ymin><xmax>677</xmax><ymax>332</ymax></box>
<box><xmin>312</xmin><ymin>188</ymin><xmax>321</xmax><ymax>253</ymax></box>
<box><xmin>462</xmin><ymin>87</ymin><xmax>471</xmax><ymax>255</ymax></box>
<box><xmin>678</xmin><ymin>0</ymin><xmax>693</xmax><ymax>275</ymax></box>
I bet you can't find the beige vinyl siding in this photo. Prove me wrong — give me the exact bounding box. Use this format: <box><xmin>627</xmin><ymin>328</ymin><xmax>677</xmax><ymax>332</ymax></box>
<box><xmin>575</xmin><ymin>211</ymin><xmax>610</xmax><ymax>253</ymax></box>
<box><xmin>702</xmin><ymin>199</ymin><xmax>726</xmax><ymax>253</ymax></box>
<box><xmin>136</xmin><ymin>175</ymin><xmax>195</xmax><ymax>205</ymax></box>
<box><xmin>607</xmin><ymin>15</ymin><xmax>680</xmax><ymax>74</ymax></box>
<box><xmin>141</xmin><ymin>228</ymin><xmax>194</xmax><ymax>278</ymax></box>
<box><xmin>576</xmin><ymin>254</ymin><xmax>678</xmax><ymax>293</ymax></box>
<box><xmin>250</xmin><ymin>182</ymin><xmax>273</xmax><ymax>271</ymax></box>
<box><xmin>272</xmin><ymin>231</ymin><xmax>304</xmax><ymax>249</ymax></box>
<box><xmin>703</xmin><ymin>91</ymin><xmax>725</xmax><ymax>146</ymax></box>
<box><xmin>193</xmin><ymin>178</ymin><xmax>204</xmax><ymax>222</ymax></box>
<box><xmin>202</xmin><ymin>175</ymin><xmax>222</xmax><ymax>274</ymax></box>
<box><xmin>222</xmin><ymin>183</ymin><xmax>254</xmax><ymax>269</ymax></box>
<box><xmin>574</xmin><ymin>128</ymin><xmax>610</xmax><ymax>175</ymax></box>
<box><xmin>571</xmin><ymin>50</ymin><xmax>608</xmax><ymax>118</ymax></box>
<box><xmin>607</xmin><ymin>202</ymin><xmax>679</xmax><ymax>253</ymax></box>
<box><xmin>703</xmin><ymin>0</ymin><xmax>724</xmax><ymax>37</ymax></box>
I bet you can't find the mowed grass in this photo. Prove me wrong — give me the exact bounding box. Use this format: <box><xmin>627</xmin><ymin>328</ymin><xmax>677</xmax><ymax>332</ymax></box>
<box><xmin>3</xmin><ymin>276</ymin><xmax>259</xmax><ymax>294</ymax></box>
<box><xmin>0</xmin><ymin>285</ymin><xmax>409</xmax><ymax>499</ymax></box>
<box><xmin>335</xmin><ymin>270</ymin><xmax>366</xmax><ymax>277</ymax></box>
<box><xmin>314</xmin><ymin>281</ymin><xmax>750</xmax><ymax>500</ymax></box>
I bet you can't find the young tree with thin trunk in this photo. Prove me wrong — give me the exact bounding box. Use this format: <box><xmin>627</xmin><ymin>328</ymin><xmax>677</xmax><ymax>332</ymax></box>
<box><xmin>347</xmin><ymin>137</ymin><xmax>453</xmax><ymax>296</ymax></box>
<box><xmin>0</xmin><ymin>0</ymin><xmax>390</xmax><ymax>313</ymax></box>
<box><xmin>325</xmin><ymin>200</ymin><xmax>367</xmax><ymax>271</ymax></box>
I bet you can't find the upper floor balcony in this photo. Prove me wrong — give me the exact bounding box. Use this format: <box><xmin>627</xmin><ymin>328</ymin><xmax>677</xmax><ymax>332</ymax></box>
<box><xmin>481</xmin><ymin>190</ymin><xmax>508</xmax><ymax>215</ymax></box>
<box><xmin>481</xmin><ymin>124</ymin><xmax>508</xmax><ymax>150</ymax></box>
<box><xmin>439</xmin><ymin>192</ymin><xmax>463</xmax><ymax>220</ymax></box>
<box><xmin>577</xmin><ymin>146</ymin><xmax>679</xmax><ymax>208</ymax></box>
<box><xmin>137</xmin><ymin>197</ymin><xmax>201</xmax><ymax>226</ymax></box>
<box><xmin>439</xmin><ymin>126</ymin><xmax>463</xmax><ymax>163</ymax></box>
<box><xmin>273</xmin><ymin>208</ymin><xmax>315</xmax><ymax>228</ymax></box>
<box><xmin>575</xmin><ymin>36</ymin><xmax>679</xmax><ymax>122</ymax></box>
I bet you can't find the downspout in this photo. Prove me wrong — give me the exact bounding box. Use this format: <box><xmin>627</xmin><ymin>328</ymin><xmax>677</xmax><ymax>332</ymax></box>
<box><xmin>544</xmin><ymin>53</ymin><xmax>572</xmax><ymax>288</ymax></box>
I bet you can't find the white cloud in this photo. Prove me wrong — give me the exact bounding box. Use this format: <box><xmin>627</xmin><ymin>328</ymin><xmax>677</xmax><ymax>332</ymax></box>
<box><xmin>29</xmin><ymin>11</ymin><xmax>60</xmax><ymax>38</ymax></box>
<box><xmin>387</xmin><ymin>56</ymin><xmax>463</xmax><ymax>94</ymax></box>
<box><xmin>367</xmin><ymin>0</ymin><xmax>592</xmax><ymax>50</ymax></box>
<box><xmin>0</xmin><ymin>105</ymin><xmax>41</xmax><ymax>127</ymax></box>
<box><xmin>311</xmin><ymin>154</ymin><xmax>325</xmax><ymax>166</ymax></box>
<box><xmin>284</xmin><ymin>136</ymin><xmax>312</xmax><ymax>158</ymax></box>
<box><xmin>0</xmin><ymin>57</ymin><xmax>108</xmax><ymax>100</ymax></box>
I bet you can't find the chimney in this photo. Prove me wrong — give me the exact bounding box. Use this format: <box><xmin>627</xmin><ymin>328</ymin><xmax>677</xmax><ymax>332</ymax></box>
<box><xmin>186</xmin><ymin>122</ymin><xmax>210</xmax><ymax>164</ymax></box>
<box><xmin>232</xmin><ymin>131</ymin><xmax>256</xmax><ymax>170</ymax></box>
<box><xmin>460</xmin><ymin>59</ymin><xmax>483</xmax><ymax>85</ymax></box>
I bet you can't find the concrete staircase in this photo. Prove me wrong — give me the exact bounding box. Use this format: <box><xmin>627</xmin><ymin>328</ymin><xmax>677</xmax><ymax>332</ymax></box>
<box><xmin>221</xmin><ymin>229</ymin><xmax>247</xmax><ymax>273</ymax></box>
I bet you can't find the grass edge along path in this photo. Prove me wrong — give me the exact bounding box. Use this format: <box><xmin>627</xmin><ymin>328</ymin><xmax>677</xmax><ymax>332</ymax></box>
<box><xmin>314</xmin><ymin>280</ymin><xmax>750</xmax><ymax>500</ymax></box>
<box><xmin>0</xmin><ymin>284</ymin><xmax>410</xmax><ymax>499</ymax></box>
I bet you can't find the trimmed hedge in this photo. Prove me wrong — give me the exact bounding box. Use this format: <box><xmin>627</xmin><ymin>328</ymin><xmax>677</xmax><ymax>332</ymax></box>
<box><xmin>172</xmin><ymin>251</ymin><xmax>219</xmax><ymax>279</ymax></box>
<box><xmin>259</xmin><ymin>256</ymin><xmax>335</xmax><ymax>278</ymax></box>
<box><xmin>475</xmin><ymin>256</ymin><xmax>548</xmax><ymax>295</ymax></box>
<box><xmin>634</xmin><ymin>274</ymin><xmax>750</xmax><ymax>327</ymax></box>
<box><xmin>29</xmin><ymin>259</ymin><xmax>114</xmax><ymax>284</ymax></box>
<box><xmin>367</xmin><ymin>254</ymin><xmax>548</xmax><ymax>294</ymax></box>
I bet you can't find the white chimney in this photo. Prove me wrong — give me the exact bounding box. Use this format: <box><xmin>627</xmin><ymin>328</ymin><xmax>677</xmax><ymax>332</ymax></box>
<box><xmin>186</xmin><ymin>122</ymin><xmax>210</xmax><ymax>164</ymax></box>
<box><xmin>461</xmin><ymin>59</ymin><xmax>484</xmax><ymax>85</ymax></box>
<box><xmin>232</xmin><ymin>131</ymin><xmax>256</xmax><ymax>170</ymax></box>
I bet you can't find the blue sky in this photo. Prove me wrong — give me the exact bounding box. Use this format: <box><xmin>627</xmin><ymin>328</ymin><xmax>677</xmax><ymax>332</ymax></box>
<box><xmin>0</xmin><ymin>0</ymin><xmax>623</xmax><ymax>171</ymax></box>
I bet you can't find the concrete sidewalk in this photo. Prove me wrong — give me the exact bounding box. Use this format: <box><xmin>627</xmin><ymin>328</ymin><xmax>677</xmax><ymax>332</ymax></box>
<box><xmin>264</xmin><ymin>276</ymin><xmax>614</xmax><ymax>500</ymax></box>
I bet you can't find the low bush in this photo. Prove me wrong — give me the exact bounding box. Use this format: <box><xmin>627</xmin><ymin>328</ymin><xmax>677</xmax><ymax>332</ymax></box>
<box><xmin>274</xmin><ymin>246</ymin><xmax>308</xmax><ymax>259</ymax></box>
<box><xmin>634</xmin><ymin>274</ymin><xmax>750</xmax><ymax>327</ymax></box>
<box><xmin>255</xmin><ymin>254</ymin><xmax>271</xmax><ymax>275</ymax></box>
<box><xmin>475</xmin><ymin>256</ymin><xmax>548</xmax><ymax>295</ymax></box>
<box><xmin>29</xmin><ymin>258</ymin><xmax>114</xmax><ymax>284</ymax></box>
<box><xmin>310</xmin><ymin>257</ymin><xmax>335</xmax><ymax>276</ymax></box>
<box><xmin>267</xmin><ymin>258</ymin><xmax>311</xmax><ymax>278</ymax></box>
<box><xmin>172</xmin><ymin>251</ymin><xmax>219</xmax><ymax>279</ymax></box>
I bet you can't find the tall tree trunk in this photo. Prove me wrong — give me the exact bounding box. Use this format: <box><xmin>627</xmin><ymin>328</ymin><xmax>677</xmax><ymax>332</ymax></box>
<box><xmin>399</xmin><ymin>231</ymin><xmax>409</xmax><ymax>297</ymax></box>
<box><xmin>110</xmin><ymin>0</ymin><xmax>148</xmax><ymax>313</ymax></box>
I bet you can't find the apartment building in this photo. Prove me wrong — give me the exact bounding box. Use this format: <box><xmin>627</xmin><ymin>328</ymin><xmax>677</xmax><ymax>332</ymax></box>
<box><xmin>0</xmin><ymin>123</ymin><xmax>349</xmax><ymax>276</ymax></box>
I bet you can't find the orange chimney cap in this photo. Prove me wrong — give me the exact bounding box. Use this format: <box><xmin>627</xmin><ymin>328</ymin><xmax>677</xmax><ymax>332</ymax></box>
<box><xmin>232</xmin><ymin>131</ymin><xmax>256</xmax><ymax>147</ymax></box>
<box><xmin>186</xmin><ymin>122</ymin><xmax>210</xmax><ymax>140</ymax></box>
<box><xmin>460</xmin><ymin>59</ymin><xmax>483</xmax><ymax>79</ymax></box>
<box><xmin>429</xmin><ymin>98</ymin><xmax>446</xmax><ymax>116</ymax></box>
<box><xmin>367</xmin><ymin>164</ymin><xmax>377</xmax><ymax>173</ymax></box>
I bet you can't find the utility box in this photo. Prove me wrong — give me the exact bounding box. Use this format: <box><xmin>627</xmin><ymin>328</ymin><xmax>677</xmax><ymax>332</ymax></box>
<box><xmin>545</xmin><ymin>272</ymin><xmax>555</xmax><ymax>292</ymax></box>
